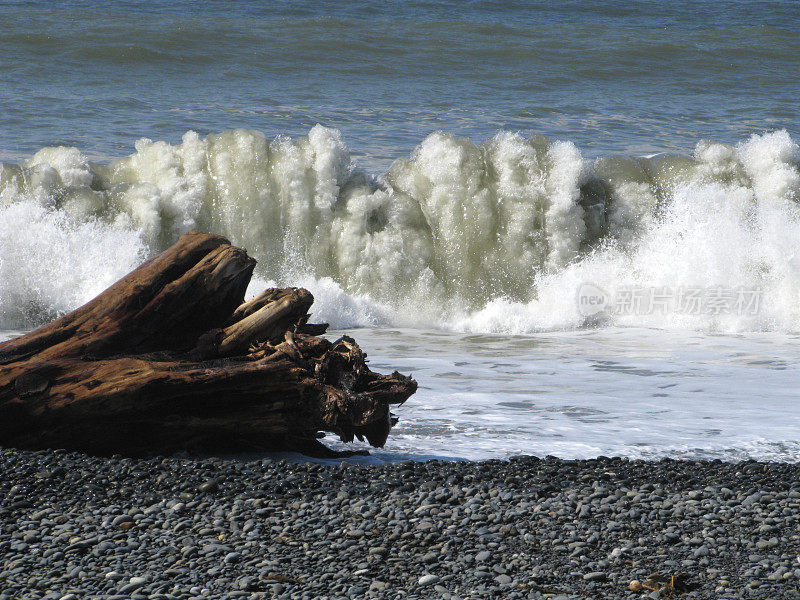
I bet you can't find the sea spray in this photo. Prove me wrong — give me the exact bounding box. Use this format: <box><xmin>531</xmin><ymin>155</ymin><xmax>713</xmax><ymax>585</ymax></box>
<box><xmin>1</xmin><ymin>127</ymin><xmax>798</xmax><ymax>333</ymax></box>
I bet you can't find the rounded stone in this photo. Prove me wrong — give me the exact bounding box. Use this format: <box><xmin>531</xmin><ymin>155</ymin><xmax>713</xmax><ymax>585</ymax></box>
<box><xmin>418</xmin><ymin>574</ymin><xmax>440</xmax><ymax>586</ymax></box>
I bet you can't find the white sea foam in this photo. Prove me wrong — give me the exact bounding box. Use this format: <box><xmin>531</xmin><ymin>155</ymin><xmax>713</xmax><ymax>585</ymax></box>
<box><xmin>0</xmin><ymin>199</ymin><xmax>146</xmax><ymax>329</ymax></box>
<box><xmin>318</xmin><ymin>326</ymin><xmax>800</xmax><ymax>462</ymax></box>
<box><xmin>1</xmin><ymin>127</ymin><xmax>798</xmax><ymax>333</ymax></box>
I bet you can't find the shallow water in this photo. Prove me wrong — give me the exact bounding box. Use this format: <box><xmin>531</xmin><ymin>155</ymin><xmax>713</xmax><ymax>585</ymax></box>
<box><xmin>7</xmin><ymin>328</ymin><xmax>797</xmax><ymax>462</ymax></box>
<box><xmin>324</xmin><ymin>327</ymin><xmax>800</xmax><ymax>462</ymax></box>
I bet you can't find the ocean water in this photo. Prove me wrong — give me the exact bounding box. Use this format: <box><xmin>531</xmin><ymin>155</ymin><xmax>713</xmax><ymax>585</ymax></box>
<box><xmin>2</xmin><ymin>0</ymin><xmax>800</xmax><ymax>461</ymax></box>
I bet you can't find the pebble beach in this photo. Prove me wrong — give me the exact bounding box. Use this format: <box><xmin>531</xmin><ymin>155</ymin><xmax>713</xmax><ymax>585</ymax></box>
<box><xmin>1</xmin><ymin>448</ymin><xmax>799</xmax><ymax>600</ymax></box>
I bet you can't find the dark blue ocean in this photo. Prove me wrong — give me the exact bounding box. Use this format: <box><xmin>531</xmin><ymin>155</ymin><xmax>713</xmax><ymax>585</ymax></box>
<box><xmin>2</xmin><ymin>0</ymin><xmax>798</xmax><ymax>168</ymax></box>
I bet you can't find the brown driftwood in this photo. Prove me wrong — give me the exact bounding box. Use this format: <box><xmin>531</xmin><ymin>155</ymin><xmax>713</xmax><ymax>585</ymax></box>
<box><xmin>0</xmin><ymin>232</ymin><xmax>416</xmax><ymax>457</ymax></box>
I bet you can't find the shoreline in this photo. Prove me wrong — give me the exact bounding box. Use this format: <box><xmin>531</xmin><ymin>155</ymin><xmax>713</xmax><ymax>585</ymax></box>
<box><xmin>1</xmin><ymin>448</ymin><xmax>798</xmax><ymax>599</ymax></box>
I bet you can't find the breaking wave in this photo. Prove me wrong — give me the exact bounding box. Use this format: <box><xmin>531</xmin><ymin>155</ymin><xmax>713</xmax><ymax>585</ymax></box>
<box><xmin>1</xmin><ymin>126</ymin><xmax>798</xmax><ymax>333</ymax></box>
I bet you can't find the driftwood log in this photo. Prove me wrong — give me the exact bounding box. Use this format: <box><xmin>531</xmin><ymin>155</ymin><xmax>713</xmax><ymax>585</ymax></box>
<box><xmin>0</xmin><ymin>232</ymin><xmax>416</xmax><ymax>457</ymax></box>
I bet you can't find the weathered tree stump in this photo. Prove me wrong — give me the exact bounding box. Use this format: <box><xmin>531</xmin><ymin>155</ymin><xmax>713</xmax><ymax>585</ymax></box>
<box><xmin>0</xmin><ymin>232</ymin><xmax>416</xmax><ymax>457</ymax></box>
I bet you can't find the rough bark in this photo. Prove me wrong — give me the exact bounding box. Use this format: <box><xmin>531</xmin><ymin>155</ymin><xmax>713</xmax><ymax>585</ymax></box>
<box><xmin>0</xmin><ymin>232</ymin><xmax>416</xmax><ymax>457</ymax></box>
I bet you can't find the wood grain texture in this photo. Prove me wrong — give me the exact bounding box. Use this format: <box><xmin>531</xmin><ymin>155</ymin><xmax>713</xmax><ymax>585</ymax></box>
<box><xmin>0</xmin><ymin>232</ymin><xmax>416</xmax><ymax>457</ymax></box>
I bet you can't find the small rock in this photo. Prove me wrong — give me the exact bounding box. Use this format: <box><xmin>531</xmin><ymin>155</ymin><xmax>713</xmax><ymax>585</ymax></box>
<box><xmin>197</xmin><ymin>479</ymin><xmax>219</xmax><ymax>493</ymax></box>
<box><xmin>475</xmin><ymin>550</ymin><xmax>492</xmax><ymax>562</ymax></box>
<box><xmin>111</xmin><ymin>515</ymin><xmax>133</xmax><ymax>527</ymax></box>
<box><xmin>369</xmin><ymin>580</ymin><xmax>387</xmax><ymax>591</ymax></box>
<box><xmin>418</xmin><ymin>574</ymin><xmax>440</xmax><ymax>586</ymax></box>
<box><xmin>347</xmin><ymin>585</ymin><xmax>364</xmax><ymax>597</ymax></box>
<box><xmin>270</xmin><ymin>583</ymin><xmax>285</xmax><ymax>595</ymax></box>
<box><xmin>118</xmin><ymin>582</ymin><xmax>145</xmax><ymax>595</ymax></box>
<box><xmin>237</xmin><ymin>576</ymin><xmax>255</xmax><ymax>591</ymax></box>
<box><xmin>421</xmin><ymin>551</ymin><xmax>438</xmax><ymax>564</ymax></box>
<box><xmin>347</xmin><ymin>529</ymin><xmax>365</xmax><ymax>538</ymax></box>
<box><xmin>23</xmin><ymin>531</ymin><xmax>40</xmax><ymax>543</ymax></box>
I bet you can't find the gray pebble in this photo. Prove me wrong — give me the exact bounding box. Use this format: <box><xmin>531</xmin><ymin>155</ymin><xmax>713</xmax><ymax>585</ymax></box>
<box><xmin>418</xmin><ymin>574</ymin><xmax>440</xmax><ymax>586</ymax></box>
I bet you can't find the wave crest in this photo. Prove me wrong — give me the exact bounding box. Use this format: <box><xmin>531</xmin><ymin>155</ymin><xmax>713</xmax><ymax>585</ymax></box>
<box><xmin>1</xmin><ymin>126</ymin><xmax>798</xmax><ymax>332</ymax></box>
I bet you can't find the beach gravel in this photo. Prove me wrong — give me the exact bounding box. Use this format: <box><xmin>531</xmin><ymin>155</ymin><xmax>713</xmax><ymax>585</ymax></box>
<box><xmin>1</xmin><ymin>448</ymin><xmax>799</xmax><ymax>599</ymax></box>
